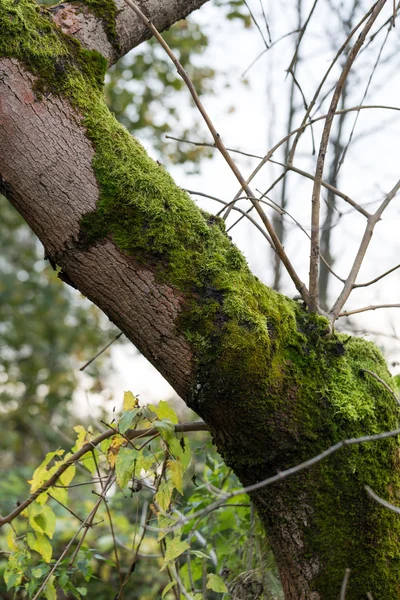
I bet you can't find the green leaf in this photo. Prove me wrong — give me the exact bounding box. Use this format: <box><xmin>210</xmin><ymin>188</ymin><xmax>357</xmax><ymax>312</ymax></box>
<box><xmin>191</xmin><ymin>550</ymin><xmax>210</xmax><ymax>560</ymax></box>
<box><xmin>149</xmin><ymin>400</ymin><xmax>178</xmax><ymax>424</ymax></box>
<box><xmin>118</xmin><ymin>408</ymin><xmax>140</xmax><ymax>434</ymax></box>
<box><xmin>76</xmin><ymin>587</ymin><xmax>87</xmax><ymax>596</ymax></box>
<box><xmin>44</xmin><ymin>575</ymin><xmax>57</xmax><ymax>600</ymax></box>
<box><xmin>27</xmin><ymin>504</ymin><xmax>56</xmax><ymax>539</ymax></box>
<box><xmin>4</xmin><ymin>568</ymin><xmax>23</xmax><ymax>590</ymax></box>
<box><xmin>27</xmin><ymin>532</ymin><xmax>53</xmax><ymax>563</ymax></box>
<box><xmin>154</xmin><ymin>419</ymin><xmax>175</xmax><ymax>441</ymax></box>
<box><xmin>162</xmin><ymin>580</ymin><xmax>177</xmax><ymax>598</ymax></box>
<box><xmin>164</xmin><ymin>538</ymin><xmax>190</xmax><ymax>562</ymax></box>
<box><xmin>169</xmin><ymin>436</ymin><xmax>191</xmax><ymax>470</ymax></box>
<box><xmin>123</xmin><ymin>390</ymin><xmax>138</xmax><ymax>411</ymax></box>
<box><xmin>115</xmin><ymin>447</ymin><xmax>137</xmax><ymax>489</ymax></box>
<box><xmin>206</xmin><ymin>573</ymin><xmax>228</xmax><ymax>593</ymax></box>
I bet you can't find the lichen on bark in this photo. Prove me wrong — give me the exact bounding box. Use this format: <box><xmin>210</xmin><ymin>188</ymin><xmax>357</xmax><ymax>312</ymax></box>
<box><xmin>2</xmin><ymin>0</ymin><xmax>400</xmax><ymax>596</ymax></box>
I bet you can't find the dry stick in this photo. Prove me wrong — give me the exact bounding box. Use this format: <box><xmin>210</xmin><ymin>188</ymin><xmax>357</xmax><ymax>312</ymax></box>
<box><xmin>338</xmin><ymin>303</ymin><xmax>400</xmax><ymax>318</ymax></box>
<box><xmin>0</xmin><ymin>421</ymin><xmax>208</xmax><ymax>527</ymax></box>
<box><xmin>243</xmin><ymin>0</ymin><xmax>269</xmax><ymax>49</ymax></box>
<box><xmin>308</xmin><ymin>0</ymin><xmax>387</xmax><ymax>313</ymax></box>
<box><xmin>340</xmin><ymin>568</ymin><xmax>351</xmax><ymax>600</ymax></box>
<box><xmin>365</xmin><ymin>485</ymin><xmax>400</xmax><ymax>515</ymax></box>
<box><xmin>185</xmin><ymin>189</ymin><xmax>274</xmax><ymax>246</ymax></box>
<box><xmin>169</xmin><ymin>133</ymin><xmax>370</xmax><ymax>218</ymax></box>
<box><xmin>256</xmin><ymin>194</ymin><xmax>346</xmax><ymax>285</ymax></box>
<box><xmin>330</xmin><ymin>177</ymin><xmax>400</xmax><ymax>320</ymax></box>
<box><xmin>354</xmin><ymin>263</ymin><xmax>400</xmax><ymax>287</ymax></box>
<box><xmin>68</xmin><ymin>471</ymin><xmax>116</xmax><ymax>568</ymax></box>
<box><xmin>268</xmin><ymin>159</ymin><xmax>368</xmax><ymax>217</ymax></box>
<box><xmin>122</xmin><ymin>0</ymin><xmax>309</xmax><ymax>305</ymax></box>
<box><xmin>80</xmin><ymin>331</ymin><xmax>123</xmax><ymax>371</ymax></box>
<box><xmin>287</xmin><ymin>2</ymin><xmax>379</xmax><ymax>166</ymax></box>
<box><xmin>288</xmin><ymin>0</ymin><xmax>319</xmax><ymax>74</ymax></box>
<box><xmin>361</xmin><ymin>369</ymin><xmax>400</xmax><ymax>406</ymax></box>
<box><xmin>166</xmin><ymin>425</ymin><xmax>400</xmax><ymax>528</ymax></box>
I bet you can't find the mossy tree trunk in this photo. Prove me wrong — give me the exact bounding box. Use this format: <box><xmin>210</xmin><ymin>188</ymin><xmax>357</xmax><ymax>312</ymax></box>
<box><xmin>1</xmin><ymin>0</ymin><xmax>400</xmax><ymax>597</ymax></box>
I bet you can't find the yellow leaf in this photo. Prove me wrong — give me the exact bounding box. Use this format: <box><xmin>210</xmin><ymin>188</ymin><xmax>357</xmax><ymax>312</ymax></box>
<box><xmin>27</xmin><ymin>532</ymin><xmax>53</xmax><ymax>563</ymax></box>
<box><xmin>107</xmin><ymin>435</ymin><xmax>125</xmax><ymax>468</ymax></box>
<box><xmin>167</xmin><ymin>460</ymin><xmax>183</xmax><ymax>495</ymax></box>
<box><xmin>123</xmin><ymin>390</ymin><xmax>138</xmax><ymax>411</ymax></box>
<box><xmin>155</xmin><ymin>480</ymin><xmax>173</xmax><ymax>512</ymax></box>
<box><xmin>72</xmin><ymin>425</ymin><xmax>87</xmax><ymax>452</ymax></box>
<box><xmin>27</xmin><ymin>504</ymin><xmax>56</xmax><ymax>539</ymax></box>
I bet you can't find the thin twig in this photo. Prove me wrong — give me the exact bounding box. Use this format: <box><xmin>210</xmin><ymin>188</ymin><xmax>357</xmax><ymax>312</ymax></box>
<box><xmin>330</xmin><ymin>177</ymin><xmax>400</xmax><ymax>320</ymax></box>
<box><xmin>122</xmin><ymin>0</ymin><xmax>310</xmax><ymax>304</ymax></box>
<box><xmin>365</xmin><ymin>485</ymin><xmax>400</xmax><ymax>515</ymax></box>
<box><xmin>80</xmin><ymin>332</ymin><xmax>123</xmax><ymax>371</ymax></box>
<box><xmin>353</xmin><ymin>263</ymin><xmax>400</xmax><ymax>287</ymax></box>
<box><xmin>338</xmin><ymin>304</ymin><xmax>400</xmax><ymax>318</ymax></box>
<box><xmin>340</xmin><ymin>568</ymin><xmax>351</xmax><ymax>600</ymax></box>
<box><xmin>158</xmin><ymin>425</ymin><xmax>400</xmax><ymax>529</ymax></box>
<box><xmin>361</xmin><ymin>369</ymin><xmax>400</xmax><ymax>406</ymax></box>
<box><xmin>308</xmin><ymin>0</ymin><xmax>387</xmax><ymax>313</ymax></box>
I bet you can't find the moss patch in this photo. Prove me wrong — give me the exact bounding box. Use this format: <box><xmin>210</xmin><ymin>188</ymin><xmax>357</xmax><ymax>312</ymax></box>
<box><xmin>2</xmin><ymin>2</ymin><xmax>400</xmax><ymax>596</ymax></box>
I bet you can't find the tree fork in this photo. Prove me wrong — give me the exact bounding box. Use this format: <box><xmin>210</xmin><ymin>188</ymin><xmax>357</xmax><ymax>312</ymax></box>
<box><xmin>1</xmin><ymin>0</ymin><xmax>400</xmax><ymax>597</ymax></box>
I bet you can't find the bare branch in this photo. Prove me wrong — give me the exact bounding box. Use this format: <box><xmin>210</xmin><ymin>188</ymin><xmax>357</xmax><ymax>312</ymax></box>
<box><xmin>171</xmin><ymin>425</ymin><xmax>400</xmax><ymax>528</ymax></box>
<box><xmin>354</xmin><ymin>263</ymin><xmax>400</xmax><ymax>288</ymax></box>
<box><xmin>330</xmin><ymin>177</ymin><xmax>400</xmax><ymax>320</ymax></box>
<box><xmin>122</xmin><ymin>0</ymin><xmax>310</xmax><ymax>304</ymax></box>
<box><xmin>308</xmin><ymin>0</ymin><xmax>387</xmax><ymax>313</ymax></box>
<box><xmin>338</xmin><ymin>304</ymin><xmax>400</xmax><ymax>318</ymax></box>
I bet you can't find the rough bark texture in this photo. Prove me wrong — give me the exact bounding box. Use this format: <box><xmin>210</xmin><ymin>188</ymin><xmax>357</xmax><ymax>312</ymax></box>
<box><xmin>51</xmin><ymin>0</ymin><xmax>211</xmax><ymax>65</ymax></box>
<box><xmin>1</xmin><ymin>1</ymin><xmax>400</xmax><ymax>598</ymax></box>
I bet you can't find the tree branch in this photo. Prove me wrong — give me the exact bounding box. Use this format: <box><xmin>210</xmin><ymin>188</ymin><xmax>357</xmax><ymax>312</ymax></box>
<box><xmin>51</xmin><ymin>0</ymin><xmax>211</xmax><ymax>66</ymax></box>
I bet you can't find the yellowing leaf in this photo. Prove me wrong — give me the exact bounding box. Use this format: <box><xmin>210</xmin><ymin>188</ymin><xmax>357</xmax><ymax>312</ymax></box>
<box><xmin>206</xmin><ymin>573</ymin><xmax>228</xmax><ymax>593</ymax></box>
<box><xmin>149</xmin><ymin>401</ymin><xmax>178</xmax><ymax>424</ymax></box>
<box><xmin>164</xmin><ymin>538</ymin><xmax>190</xmax><ymax>562</ymax></box>
<box><xmin>155</xmin><ymin>480</ymin><xmax>173</xmax><ymax>512</ymax></box>
<box><xmin>167</xmin><ymin>460</ymin><xmax>183</xmax><ymax>495</ymax></box>
<box><xmin>26</xmin><ymin>503</ymin><xmax>56</xmax><ymax>539</ymax></box>
<box><xmin>44</xmin><ymin>575</ymin><xmax>57</xmax><ymax>600</ymax></box>
<box><xmin>27</xmin><ymin>532</ymin><xmax>52</xmax><ymax>563</ymax></box>
<box><xmin>29</xmin><ymin>449</ymin><xmax>64</xmax><ymax>492</ymax></box>
<box><xmin>6</xmin><ymin>529</ymin><xmax>17</xmax><ymax>551</ymax></box>
<box><xmin>4</xmin><ymin>568</ymin><xmax>23</xmax><ymax>590</ymax></box>
<box><xmin>157</xmin><ymin>514</ymin><xmax>178</xmax><ymax>542</ymax></box>
<box><xmin>115</xmin><ymin>447</ymin><xmax>137</xmax><ymax>489</ymax></box>
<box><xmin>162</xmin><ymin>580</ymin><xmax>177</xmax><ymax>598</ymax></box>
<box><xmin>107</xmin><ymin>435</ymin><xmax>125</xmax><ymax>468</ymax></box>
<box><xmin>123</xmin><ymin>391</ymin><xmax>138</xmax><ymax>411</ymax></box>
<box><xmin>72</xmin><ymin>426</ymin><xmax>87</xmax><ymax>452</ymax></box>
<box><xmin>168</xmin><ymin>436</ymin><xmax>191</xmax><ymax>470</ymax></box>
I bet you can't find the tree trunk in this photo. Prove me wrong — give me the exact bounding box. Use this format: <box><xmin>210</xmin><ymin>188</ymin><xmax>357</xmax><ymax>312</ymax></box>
<box><xmin>1</xmin><ymin>1</ymin><xmax>400</xmax><ymax>597</ymax></box>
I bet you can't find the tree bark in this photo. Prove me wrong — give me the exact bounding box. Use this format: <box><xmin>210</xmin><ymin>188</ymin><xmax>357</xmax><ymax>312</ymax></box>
<box><xmin>1</xmin><ymin>1</ymin><xmax>400</xmax><ymax>598</ymax></box>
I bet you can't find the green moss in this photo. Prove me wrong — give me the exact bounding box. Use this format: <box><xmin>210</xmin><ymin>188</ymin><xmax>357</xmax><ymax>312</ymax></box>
<box><xmin>2</xmin><ymin>1</ymin><xmax>400</xmax><ymax>595</ymax></box>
